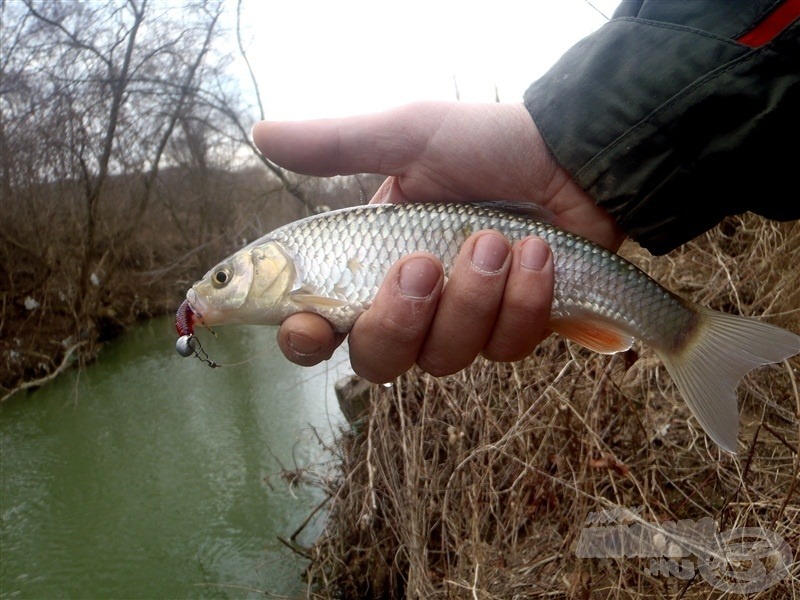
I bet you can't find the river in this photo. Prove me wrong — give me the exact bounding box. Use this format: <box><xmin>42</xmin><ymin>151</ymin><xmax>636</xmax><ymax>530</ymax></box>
<box><xmin>1</xmin><ymin>317</ymin><xmax>351</xmax><ymax>598</ymax></box>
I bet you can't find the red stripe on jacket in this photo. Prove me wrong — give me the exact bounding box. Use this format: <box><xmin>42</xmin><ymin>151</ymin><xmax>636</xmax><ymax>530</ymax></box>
<box><xmin>737</xmin><ymin>0</ymin><xmax>800</xmax><ymax>47</ymax></box>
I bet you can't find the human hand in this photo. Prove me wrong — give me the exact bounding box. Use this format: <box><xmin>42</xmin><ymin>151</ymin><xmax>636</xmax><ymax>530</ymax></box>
<box><xmin>252</xmin><ymin>101</ymin><xmax>624</xmax><ymax>382</ymax></box>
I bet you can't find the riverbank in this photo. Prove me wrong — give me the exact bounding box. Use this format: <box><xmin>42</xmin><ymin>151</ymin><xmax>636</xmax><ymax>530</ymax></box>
<box><xmin>306</xmin><ymin>214</ymin><xmax>800</xmax><ymax>598</ymax></box>
<box><xmin>0</xmin><ymin>269</ymin><xmax>182</xmax><ymax>402</ymax></box>
<box><xmin>1</xmin><ymin>168</ymin><xmax>379</xmax><ymax>402</ymax></box>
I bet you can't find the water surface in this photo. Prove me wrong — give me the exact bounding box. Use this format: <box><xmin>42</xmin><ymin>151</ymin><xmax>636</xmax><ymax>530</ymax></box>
<box><xmin>1</xmin><ymin>317</ymin><xmax>349</xmax><ymax>598</ymax></box>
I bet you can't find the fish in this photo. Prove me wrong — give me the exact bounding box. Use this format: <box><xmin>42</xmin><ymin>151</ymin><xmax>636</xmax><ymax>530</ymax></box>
<box><xmin>177</xmin><ymin>201</ymin><xmax>800</xmax><ymax>453</ymax></box>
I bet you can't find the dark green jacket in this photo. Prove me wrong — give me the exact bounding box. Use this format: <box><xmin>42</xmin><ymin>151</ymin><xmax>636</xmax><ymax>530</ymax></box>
<box><xmin>524</xmin><ymin>0</ymin><xmax>799</xmax><ymax>254</ymax></box>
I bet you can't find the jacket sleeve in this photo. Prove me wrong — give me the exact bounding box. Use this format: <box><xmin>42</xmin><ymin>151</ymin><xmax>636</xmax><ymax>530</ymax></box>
<box><xmin>523</xmin><ymin>0</ymin><xmax>800</xmax><ymax>254</ymax></box>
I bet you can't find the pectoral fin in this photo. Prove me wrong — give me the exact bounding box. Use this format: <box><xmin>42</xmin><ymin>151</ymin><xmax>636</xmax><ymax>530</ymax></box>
<box><xmin>549</xmin><ymin>317</ymin><xmax>634</xmax><ymax>355</ymax></box>
<box><xmin>290</xmin><ymin>291</ymin><xmax>348</xmax><ymax>309</ymax></box>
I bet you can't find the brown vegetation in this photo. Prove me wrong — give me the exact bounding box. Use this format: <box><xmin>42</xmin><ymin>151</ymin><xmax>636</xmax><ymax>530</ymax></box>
<box><xmin>0</xmin><ymin>164</ymin><xmax>371</xmax><ymax>396</ymax></box>
<box><xmin>305</xmin><ymin>214</ymin><xmax>799</xmax><ymax>599</ymax></box>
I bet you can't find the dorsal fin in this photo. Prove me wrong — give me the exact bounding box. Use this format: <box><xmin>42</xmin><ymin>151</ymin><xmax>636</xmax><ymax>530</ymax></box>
<box><xmin>469</xmin><ymin>200</ymin><xmax>556</xmax><ymax>223</ymax></box>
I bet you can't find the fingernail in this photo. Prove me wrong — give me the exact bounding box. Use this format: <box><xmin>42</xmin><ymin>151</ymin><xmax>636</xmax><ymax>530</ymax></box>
<box><xmin>287</xmin><ymin>332</ymin><xmax>322</xmax><ymax>355</ymax></box>
<box><xmin>399</xmin><ymin>257</ymin><xmax>439</xmax><ymax>299</ymax></box>
<box><xmin>471</xmin><ymin>233</ymin><xmax>509</xmax><ymax>273</ymax></box>
<box><xmin>520</xmin><ymin>237</ymin><xmax>550</xmax><ymax>271</ymax></box>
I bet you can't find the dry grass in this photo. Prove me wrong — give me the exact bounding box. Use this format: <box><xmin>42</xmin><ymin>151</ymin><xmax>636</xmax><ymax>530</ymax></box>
<box><xmin>304</xmin><ymin>214</ymin><xmax>799</xmax><ymax>599</ymax></box>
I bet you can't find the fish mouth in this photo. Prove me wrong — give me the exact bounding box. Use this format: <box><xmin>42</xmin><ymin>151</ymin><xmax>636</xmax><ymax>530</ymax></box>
<box><xmin>176</xmin><ymin>288</ymin><xmax>213</xmax><ymax>335</ymax></box>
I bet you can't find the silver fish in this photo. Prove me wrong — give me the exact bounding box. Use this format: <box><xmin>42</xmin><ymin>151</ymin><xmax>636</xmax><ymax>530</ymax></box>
<box><xmin>177</xmin><ymin>202</ymin><xmax>800</xmax><ymax>452</ymax></box>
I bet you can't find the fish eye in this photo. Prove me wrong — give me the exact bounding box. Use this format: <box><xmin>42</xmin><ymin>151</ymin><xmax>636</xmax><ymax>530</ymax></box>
<box><xmin>211</xmin><ymin>265</ymin><xmax>233</xmax><ymax>288</ymax></box>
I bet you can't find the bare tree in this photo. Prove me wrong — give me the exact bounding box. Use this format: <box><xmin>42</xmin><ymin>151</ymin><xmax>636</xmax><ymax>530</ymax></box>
<box><xmin>4</xmin><ymin>1</ymin><xmax>222</xmax><ymax>318</ymax></box>
<box><xmin>0</xmin><ymin>0</ymin><xmax>235</xmax><ymax>393</ymax></box>
<box><xmin>210</xmin><ymin>0</ymin><xmax>318</xmax><ymax>214</ymax></box>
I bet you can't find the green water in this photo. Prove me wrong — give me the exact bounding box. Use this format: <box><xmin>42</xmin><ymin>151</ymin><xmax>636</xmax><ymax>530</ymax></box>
<box><xmin>1</xmin><ymin>317</ymin><xmax>350</xmax><ymax>599</ymax></box>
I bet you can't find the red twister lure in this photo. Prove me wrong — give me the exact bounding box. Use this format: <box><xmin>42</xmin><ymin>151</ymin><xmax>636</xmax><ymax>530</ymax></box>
<box><xmin>175</xmin><ymin>300</ymin><xmax>198</xmax><ymax>358</ymax></box>
<box><xmin>175</xmin><ymin>300</ymin><xmax>219</xmax><ymax>367</ymax></box>
<box><xmin>175</xmin><ymin>299</ymin><xmax>194</xmax><ymax>337</ymax></box>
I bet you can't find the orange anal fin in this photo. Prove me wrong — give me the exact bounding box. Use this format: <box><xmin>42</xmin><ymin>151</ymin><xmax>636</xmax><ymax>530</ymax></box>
<box><xmin>549</xmin><ymin>317</ymin><xmax>634</xmax><ymax>355</ymax></box>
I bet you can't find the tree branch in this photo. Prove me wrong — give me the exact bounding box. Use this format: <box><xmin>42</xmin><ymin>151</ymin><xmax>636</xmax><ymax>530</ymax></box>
<box><xmin>1</xmin><ymin>341</ymin><xmax>88</xmax><ymax>403</ymax></box>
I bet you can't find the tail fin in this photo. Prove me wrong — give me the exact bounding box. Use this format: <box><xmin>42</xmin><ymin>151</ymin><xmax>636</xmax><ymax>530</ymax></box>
<box><xmin>656</xmin><ymin>308</ymin><xmax>800</xmax><ymax>453</ymax></box>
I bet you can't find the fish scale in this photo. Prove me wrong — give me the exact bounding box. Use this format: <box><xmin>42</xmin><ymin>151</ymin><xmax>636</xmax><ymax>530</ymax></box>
<box><xmin>269</xmin><ymin>202</ymin><xmax>689</xmax><ymax>350</ymax></box>
<box><xmin>180</xmin><ymin>201</ymin><xmax>800</xmax><ymax>453</ymax></box>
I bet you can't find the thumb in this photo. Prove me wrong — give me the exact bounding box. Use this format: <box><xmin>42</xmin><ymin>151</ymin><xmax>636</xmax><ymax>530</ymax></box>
<box><xmin>251</xmin><ymin>106</ymin><xmax>428</xmax><ymax>178</ymax></box>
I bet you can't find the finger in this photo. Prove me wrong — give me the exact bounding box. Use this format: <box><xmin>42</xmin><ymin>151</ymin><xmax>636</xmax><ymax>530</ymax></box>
<box><xmin>416</xmin><ymin>231</ymin><xmax>511</xmax><ymax>377</ymax></box>
<box><xmin>349</xmin><ymin>254</ymin><xmax>444</xmax><ymax>383</ymax></box>
<box><xmin>251</xmin><ymin>105</ymin><xmax>433</xmax><ymax>177</ymax></box>
<box><xmin>482</xmin><ymin>237</ymin><xmax>554</xmax><ymax>362</ymax></box>
<box><xmin>277</xmin><ymin>313</ymin><xmax>346</xmax><ymax>367</ymax></box>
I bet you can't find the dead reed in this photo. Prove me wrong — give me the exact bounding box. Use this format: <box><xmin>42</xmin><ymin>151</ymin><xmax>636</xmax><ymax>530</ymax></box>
<box><xmin>305</xmin><ymin>214</ymin><xmax>799</xmax><ymax>599</ymax></box>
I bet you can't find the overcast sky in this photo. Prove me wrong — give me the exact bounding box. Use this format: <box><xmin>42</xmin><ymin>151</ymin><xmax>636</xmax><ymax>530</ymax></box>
<box><xmin>232</xmin><ymin>0</ymin><xmax>620</xmax><ymax>121</ymax></box>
